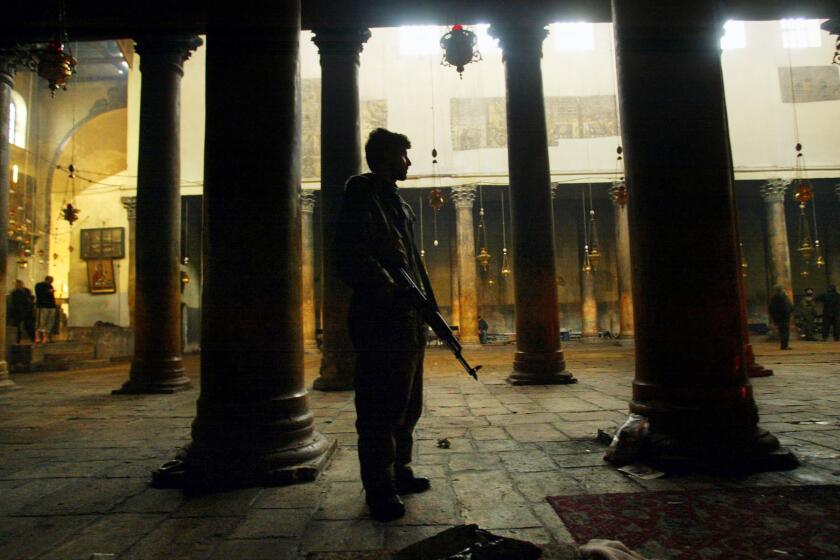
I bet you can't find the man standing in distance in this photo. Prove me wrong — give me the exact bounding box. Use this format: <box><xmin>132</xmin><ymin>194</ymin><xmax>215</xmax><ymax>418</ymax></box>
<box><xmin>334</xmin><ymin>128</ymin><xmax>434</xmax><ymax>521</ymax></box>
<box><xmin>34</xmin><ymin>276</ymin><xmax>57</xmax><ymax>344</ymax></box>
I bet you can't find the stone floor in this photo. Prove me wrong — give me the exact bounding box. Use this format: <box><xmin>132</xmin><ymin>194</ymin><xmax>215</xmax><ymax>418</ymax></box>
<box><xmin>1</xmin><ymin>340</ymin><xmax>839</xmax><ymax>559</ymax></box>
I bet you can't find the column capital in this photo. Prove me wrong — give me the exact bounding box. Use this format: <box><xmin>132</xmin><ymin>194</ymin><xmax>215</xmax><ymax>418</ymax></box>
<box><xmin>488</xmin><ymin>24</ymin><xmax>549</xmax><ymax>59</ymax></box>
<box><xmin>0</xmin><ymin>47</ymin><xmax>37</xmax><ymax>87</ymax></box>
<box><xmin>300</xmin><ymin>190</ymin><xmax>317</xmax><ymax>213</ymax></box>
<box><xmin>451</xmin><ymin>185</ymin><xmax>477</xmax><ymax>208</ymax></box>
<box><xmin>311</xmin><ymin>28</ymin><xmax>371</xmax><ymax>57</ymax></box>
<box><xmin>121</xmin><ymin>196</ymin><xmax>137</xmax><ymax>220</ymax></box>
<box><xmin>134</xmin><ymin>35</ymin><xmax>203</xmax><ymax>76</ymax></box>
<box><xmin>608</xmin><ymin>180</ymin><xmax>629</xmax><ymax>207</ymax></box>
<box><xmin>760</xmin><ymin>179</ymin><xmax>790</xmax><ymax>203</ymax></box>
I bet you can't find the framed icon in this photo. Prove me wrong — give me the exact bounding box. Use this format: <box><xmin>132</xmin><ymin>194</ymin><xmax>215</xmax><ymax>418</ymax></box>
<box><xmin>87</xmin><ymin>259</ymin><xmax>116</xmax><ymax>294</ymax></box>
<box><xmin>80</xmin><ymin>227</ymin><xmax>125</xmax><ymax>260</ymax></box>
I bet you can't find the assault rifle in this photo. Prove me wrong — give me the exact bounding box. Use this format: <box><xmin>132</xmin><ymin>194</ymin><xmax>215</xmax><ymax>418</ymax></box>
<box><xmin>393</xmin><ymin>268</ymin><xmax>481</xmax><ymax>380</ymax></box>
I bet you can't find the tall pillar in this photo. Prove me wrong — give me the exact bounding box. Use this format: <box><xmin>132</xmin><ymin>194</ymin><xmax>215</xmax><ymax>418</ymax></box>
<box><xmin>120</xmin><ymin>196</ymin><xmax>136</xmax><ymax>328</ymax></box>
<box><xmin>311</xmin><ymin>28</ymin><xmax>370</xmax><ymax>391</ymax></box>
<box><xmin>175</xmin><ymin>10</ymin><xmax>333</xmax><ymax>488</ymax></box>
<box><xmin>609</xmin><ymin>0</ymin><xmax>794</xmax><ymax>471</ymax></box>
<box><xmin>831</xmin><ymin>185</ymin><xmax>840</xmax><ymax>285</ymax></box>
<box><xmin>0</xmin><ymin>54</ymin><xmax>18</xmax><ymax>390</ymax></box>
<box><xmin>449</xmin><ymin>220</ymin><xmax>461</xmax><ymax>328</ymax></box>
<box><xmin>580</xmin><ymin>264</ymin><xmax>598</xmax><ymax>338</ymax></box>
<box><xmin>300</xmin><ymin>190</ymin><xmax>318</xmax><ymax>351</ymax></box>
<box><xmin>609</xmin><ymin>183</ymin><xmax>635</xmax><ymax>339</ymax></box>
<box><xmin>760</xmin><ymin>179</ymin><xmax>793</xmax><ymax>299</ymax></box>
<box><xmin>115</xmin><ymin>36</ymin><xmax>201</xmax><ymax>394</ymax></box>
<box><xmin>451</xmin><ymin>185</ymin><xmax>479</xmax><ymax>344</ymax></box>
<box><xmin>490</xmin><ymin>24</ymin><xmax>575</xmax><ymax>385</ymax></box>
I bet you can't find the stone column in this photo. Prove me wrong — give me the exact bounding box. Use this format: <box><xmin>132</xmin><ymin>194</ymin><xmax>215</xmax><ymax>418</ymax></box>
<box><xmin>114</xmin><ymin>36</ymin><xmax>201</xmax><ymax>394</ymax></box>
<box><xmin>609</xmin><ymin>183</ymin><xmax>635</xmax><ymax>339</ymax></box>
<box><xmin>449</xmin><ymin>221</ymin><xmax>461</xmax><ymax>328</ymax></box>
<box><xmin>0</xmin><ymin>54</ymin><xmax>17</xmax><ymax>390</ymax></box>
<box><xmin>175</xmin><ymin>11</ymin><xmax>333</xmax><ymax>489</ymax></box>
<box><xmin>609</xmin><ymin>0</ymin><xmax>794</xmax><ymax>471</ymax></box>
<box><xmin>830</xmin><ymin>185</ymin><xmax>840</xmax><ymax>285</ymax></box>
<box><xmin>120</xmin><ymin>196</ymin><xmax>137</xmax><ymax>327</ymax></box>
<box><xmin>760</xmin><ymin>179</ymin><xmax>793</xmax><ymax>299</ymax></box>
<box><xmin>300</xmin><ymin>190</ymin><xmax>318</xmax><ymax>351</ymax></box>
<box><xmin>311</xmin><ymin>28</ymin><xmax>370</xmax><ymax>391</ymax></box>
<box><xmin>580</xmin><ymin>263</ymin><xmax>598</xmax><ymax>338</ymax></box>
<box><xmin>451</xmin><ymin>185</ymin><xmax>479</xmax><ymax>344</ymax></box>
<box><xmin>490</xmin><ymin>24</ymin><xmax>574</xmax><ymax>384</ymax></box>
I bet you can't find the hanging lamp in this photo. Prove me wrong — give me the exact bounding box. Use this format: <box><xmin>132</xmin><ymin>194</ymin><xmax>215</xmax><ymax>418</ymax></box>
<box><xmin>500</xmin><ymin>190</ymin><xmax>512</xmax><ymax>278</ymax></box>
<box><xmin>586</xmin><ymin>184</ymin><xmax>601</xmax><ymax>270</ymax></box>
<box><xmin>476</xmin><ymin>185</ymin><xmax>491</xmax><ymax>273</ymax></box>
<box><xmin>36</xmin><ymin>0</ymin><xmax>77</xmax><ymax>96</ymax></box>
<box><xmin>418</xmin><ymin>193</ymin><xmax>426</xmax><ymax>261</ymax></box>
<box><xmin>440</xmin><ymin>25</ymin><xmax>482</xmax><ymax>78</ymax></box>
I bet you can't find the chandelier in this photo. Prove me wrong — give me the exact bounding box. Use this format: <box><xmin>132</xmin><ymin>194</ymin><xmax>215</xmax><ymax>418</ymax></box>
<box><xmin>500</xmin><ymin>190</ymin><xmax>512</xmax><ymax>278</ymax></box>
<box><xmin>476</xmin><ymin>186</ymin><xmax>491</xmax><ymax>273</ymax></box>
<box><xmin>440</xmin><ymin>25</ymin><xmax>482</xmax><ymax>78</ymax></box>
<box><xmin>36</xmin><ymin>0</ymin><xmax>77</xmax><ymax>96</ymax></box>
<box><xmin>428</xmin><ymin>187</ymin><xmax>445</xmax><ymax>247</ymax></box>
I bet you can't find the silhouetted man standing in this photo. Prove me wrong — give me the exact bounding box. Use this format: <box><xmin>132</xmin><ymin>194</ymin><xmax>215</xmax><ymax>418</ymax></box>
<box><xmin>334</xmin><ymin>128</ymin><xmax>435</xmax><ymax>522</ymax></box>
<box><xmin>816</xmin><ymin>285</ymin><xmax>840</xmax><ymax>341</ymax></box>
<box><xmin>769</xmin><ymin>285</ymin><xmax>793</xmax><ymax>350</ymax></box>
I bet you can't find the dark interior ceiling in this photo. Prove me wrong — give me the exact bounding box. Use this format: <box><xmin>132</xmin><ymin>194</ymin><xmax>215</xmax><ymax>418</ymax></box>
<box><xmin>1</xmin><ymin>0</ymin><xmax>838</xmax><ymax>42</ymax></box>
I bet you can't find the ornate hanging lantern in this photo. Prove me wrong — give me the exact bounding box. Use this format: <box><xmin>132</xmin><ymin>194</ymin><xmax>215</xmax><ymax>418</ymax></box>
<box><xmin>476</xmin><ymin>187</ymin><xmax>491</xmax><ymax>273</ymax></box>
<box><xmin>587</xmin><ymin>209</ymin><xmax>601</xmax><ymax>270</ymax></box>
<box><xmin>61</xmin><ymin>202</ymin><xmax>80</xmax><ymax>225</ymax></box>
<box><xmin>582</xmin><ymin>249</ymin><xmax>593</xmax><ymax>274</ymax></box>
<box><xmin>440</xmin><ymin>25</ymin><xmax>482</xmax><ymax>78</ymax></box>
<box><xmin>793</xmin><ymin>179</ymin><xmax>812</xmax><ymax>204</ymax></box>
<box><xmin>37</xmin><ymin>40</ymin><xmax>77</xmax><ymax>96</ymax></box>
<box><xmin>477</xmin><ymin>246</ymin><xmax>491</xmax><ymax>272</ymax></box>
<box><xmin>739</xmin><ymin>242</ymin><xmax>748</xmax><ymax>278</ymax></box>
<box><xmin>428</xmin><ymin>187</ymin><xmax>445</xmax><ymax>247</ymax></box>
<box><xmin>500</xmin><ymin>190</ymin><xmax>512</xmax><ymax>278</ymax></box>
<box><xmin>612</xmin><ymin>181</ymin><xmax>628</xmax><ymax>207</ymax></box>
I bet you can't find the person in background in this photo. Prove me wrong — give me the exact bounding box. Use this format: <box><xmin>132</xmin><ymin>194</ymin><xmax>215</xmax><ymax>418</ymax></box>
<box><xmin>816</xmin><ymin>285</ymin><xmax>839</xmax><ymax>342</ymax></box>
<box><xmin>478</xmin><ymin>315</ymin><xmax>489</xmax><ymax>344</ymax></box>
<box><xmin>796</xmin><ymin>287</ymin><xmax>818</xmax><ymax>341</ymax></box>
<box><xmin>768</xmin><ymin>285</ymin><xmax>793</xmax><ymax>350</ymax></box>
<box><xmin>9</xmin><ymin>280</ymin><xmax>35</xmax><ymax>343</ymax></box>
<box><xmin>34</xmin><ymin>276</ymin><xmax>57</xmax><ymax>344</ymax></box>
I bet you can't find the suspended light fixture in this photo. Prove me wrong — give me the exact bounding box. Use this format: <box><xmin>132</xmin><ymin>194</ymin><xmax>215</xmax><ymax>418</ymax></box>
<box><xmin>739</xmin><ymin>242</ymin><xmax>748</xmax><ymax>277</ymax></box>
<box><xmin>581</xmin><ymin>189</ymin><xmax>593</xmax><ymax>274</ymax></box>
<box><xmin>500</xmin><ymin>190</ymin><xmax>512</xmax><ymax>278</ymax></box>
<box><xmin>476</xmin><ymin>185</ymin><xmax>491</xmax><ymax>273</ymax></box>
<box><xmin>428</xmin><ymin>188</ymin><xmax>445</xmax><ymax>247</ymax></box>
<box><xmin>440</xmin><ymin>25</ymin><xmax>482</xmax><ymax>78</ymax></box>
<box><xmin>785</xmin><ymin>45</ymin><xmax>824</xmax><ymax>277</ymax></box>
<box><xmin>586</xmin><ymin>184</ymin><xmax>601</xmax><ymax>270</ymax></box>
<box><xmin>37</xmin><ymin>0</ymin><xmax>77</xmax><ymax>96</ymax></box>
<box><xmin>418</xmin><ymin>193</ymin><xmax>426</xmax><ymax>261</ymax></box>
<box><xmin>60</xmin><ymin>163</ymin><xmax>80</xmax><ymax>225</ymax></box>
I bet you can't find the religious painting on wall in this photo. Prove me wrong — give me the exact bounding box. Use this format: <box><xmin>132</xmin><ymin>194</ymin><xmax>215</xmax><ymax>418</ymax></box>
<box><xmin>778</xmin><ymin>66</ymin><xmax>840</xmax><ymax>103</ymax></box>
<box><xmin>87</xmin><ymin>259</ymin><xmax>116</xmax><ymax>294</ymax></box>
<box><xmin>451</xmin><ymin>95</ymin><xmax>619</xmax><ymax>150</ymax></box>
<box><xmin>300</xmin><ymin>78</ymin><xmax>389</xmax><ymax>179</ymax></box>
<box><xmin>80</xmin><ymin>227</ymin><xmax>125</xmax><ymax>260</ymax></box>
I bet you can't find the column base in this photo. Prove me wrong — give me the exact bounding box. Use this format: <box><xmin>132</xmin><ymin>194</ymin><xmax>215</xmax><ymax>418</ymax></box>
<box><xmin>0</xmin><ymin>377</ymin><xmax>19</xmax><ymax>391</ymax></box>
<box><xmin>617</xmin><ymin>336</ymin><xmax>635</xmax><ymax>347</ymax></box>
<box><xmin>606</xmin><ymin>417</ymin><xmax>798</xmax><ymax>475</ymax></box>
<box><xmin>313</xmin><ymin>349</ymin><xmax>355</xmax><ymax>391</ymax></box>
<box><xmin>508</xmin><ymin>350</ymin><xmax>576</xmax><ymax>385</ymax></box>
<box><xmin>747</xmin><ymin>363</ymin><xmax>773</xmax><ymax>378</ymax></box>
<box><xmin>152</xmin><ymin>436</ymin><xmax>336</xmax><ymax>492</ymax></box>
<box><xmin>113</xmin><ymin>358</ymin><xmax>191</xmax><ymax>394</ymax></box>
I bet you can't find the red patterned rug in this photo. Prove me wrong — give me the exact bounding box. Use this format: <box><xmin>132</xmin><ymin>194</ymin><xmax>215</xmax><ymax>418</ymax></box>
<box><xmin>547</xmin><ymin>485</ymin><xmax>840</xmax><ymax>559</ymax></box>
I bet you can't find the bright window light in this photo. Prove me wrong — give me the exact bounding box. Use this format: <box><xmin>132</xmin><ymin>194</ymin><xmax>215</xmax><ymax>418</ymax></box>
<box><xmin>400</xmin><ymin>25</ymin><xmax>443</xmax><ymax>55</ymax></box>
<box><xmin>473</xmin><ymin>24</ymin><xmax>500</xmax><ymax>53</ymax></box>
<box><xmin>720</xmin><ymin>20</ymin><xmax>746</xmax><ymax>50</ymax></box>
<box><xmin>550</xmin><ymin>22</ymin><xmax>595</xmax><ymax>52</ymax></box>
<box><xmin>8</xmin><ymin>102</ymin><xmax>15</xmax><ymax>145</ymax></box>
<box><xmin>780</xmin><ymin>19</ymin><xmax>822</xmax><ymax>49</ymax></box>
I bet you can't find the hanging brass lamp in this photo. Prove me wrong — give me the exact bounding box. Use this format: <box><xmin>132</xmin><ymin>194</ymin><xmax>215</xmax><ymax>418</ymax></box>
<box><xmin>37</xmin><ymin>40</ymin><xmax>77</xmax><ymax>96</ymax></box>
<box><xmin>440</xmin><ymin>25</ymin><xmax>482</xmax><ymax>78</ymax></box>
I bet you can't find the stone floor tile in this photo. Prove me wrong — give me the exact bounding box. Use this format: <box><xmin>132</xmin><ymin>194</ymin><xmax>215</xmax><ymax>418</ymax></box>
<box><xmin>535</xmin><ymin>398</ymin><xmax>601</xmax><ymax>413</ymax></box>
<box><xmin>492</xmin><ymin>526</ymin><xmax>554</xmax><ymax>544</ymax></box>
<box><xmin>209</xmin><ymin>538</ymin><xmax>299</xmax><ymax>560</ymax></box>
<box><xmin>173</xmin><ymin>488</ymin><xmax>263</xmax><ymax>518</ymax></box>
<box><xmin>396</xmin><ymin>479</ymin><xmax>462</xmax><ymax>526</ymax></box>
<box><xmin>499</xmin><ymin>450</ymin><xmax>558</xmax><ymax>473</ymax></box>
<box><xmin>418</xmin><ymin>437</ymin><xmax>474</xmax><ymax>454</ymax></box>
<box><xmin>14</xmin><ymin>478</ymin><xmax>147</xmax><ymax>515</ymax></box>
<box><xmin>119</xmin><ymin>516</ymin><xmax>241</xmax><ymax>560</ymax></box>
<box><xmin>0</xmin><ymin>514</ymin><xmax>98</xmax><ymax>560</ymax></box>
<box><xmin>384</xmin><ymin>525</ymin><xmax>450</xmax><ymax>550</ymax></box>
<box><xmin>469</xmin><ymin>426</ymin><xmax>507</xmax><ymax>440</ymax></box>
<box><xmin>532</xmin><ymin>502</ymin><xmax>576</xmax><ymax>544</ymax></box>
<box><xmin>37</xmin><ymin>513</ymin><xmax>167</xmax><ymax>560</ymax></box>
<box><xmin>485</xmin><ymin>412</ymin><xmax>559</xmax><ymax>426</ymax></box>
<box><xmin>474</xmin><ymin>439</ymin><xmax>526</xmax><ymax>452</ymax></box>
<box><xmin>447</xmin><ymin>452</ymin><xmax>503</xmax><ymax>472</ymax></box>
<box><xmin>505</xmin><ymin>423</ymin><xmax>567</xmax><ymax>443</ymax></box>
<box><xmin>313</xmin><ymin>481</ymin><xmax>367</xmax><ymax>520</ymax></box>
<box><xmin>300</xmin><ymin>520</ymin><xmax>384</xmax><ymax>552</ymax></box>
<box><xmin>115</xmin><ymin>487</ymin><xmax>185</xmax><ymax>513</ymax></box>
<box><xmin>229</xmin><ymin>508</ymin><xmax>311</xmax><ymax>538</ymax></box>
<box><xmin>252</xmin><ymin>482</ymin><xmax>323</xmax><ymax>510</ymax></box>
<box><xmin>511</xmin><ymin>471</ymin><xmax>584</xmax><ymax>502</ymax></box>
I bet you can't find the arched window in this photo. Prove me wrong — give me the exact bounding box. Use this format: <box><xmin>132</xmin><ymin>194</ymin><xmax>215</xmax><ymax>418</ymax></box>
<box><xmin>8</xmin><ymin>90</ymin><xmax>27</xmax><ymax>148</ymax></box>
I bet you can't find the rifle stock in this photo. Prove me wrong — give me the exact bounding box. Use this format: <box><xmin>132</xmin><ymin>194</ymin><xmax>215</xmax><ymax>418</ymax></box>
<box><xmin>393</xmin><ymin>268</ymin><xmax>481</xmax><ymax>380</ymax></box>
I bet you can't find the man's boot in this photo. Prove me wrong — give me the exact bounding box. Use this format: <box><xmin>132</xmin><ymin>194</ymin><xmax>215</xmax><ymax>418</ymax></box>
<box><xmin>366</xmin><ymin>491</ymin><xmax>405</xmax><ymax>522</ymax></box>
<box><xmin>395</xmin><ymin>466</ymin><xmax>431</xmax><ymax>495</ymax></box>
